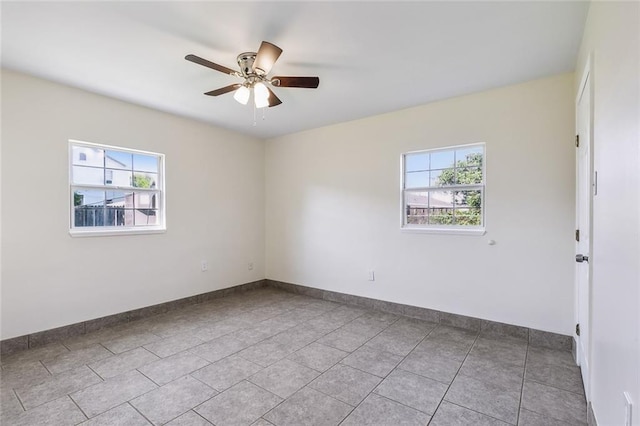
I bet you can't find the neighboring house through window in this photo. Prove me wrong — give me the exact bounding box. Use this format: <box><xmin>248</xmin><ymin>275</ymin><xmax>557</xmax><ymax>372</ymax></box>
<box><xmin>402</xmin><ymin>143</ymin><xmax>485</xmax><ymax>233</ymax></box>
<box><xmin>69</xmin><ymin>140</ymin><xmax>165</xmax><ymax>236</ymax></box>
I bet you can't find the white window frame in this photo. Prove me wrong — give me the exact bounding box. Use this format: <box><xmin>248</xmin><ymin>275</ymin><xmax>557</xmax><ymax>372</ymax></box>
<box><xmin>69</xmin><ymin>140</ymin><xmax>166</xmax><ymax>237</ymax></box>
<box><xmin>401</xmin><ymin>143</ymin><xmax>486</xmax><ymax>235</ymax></box>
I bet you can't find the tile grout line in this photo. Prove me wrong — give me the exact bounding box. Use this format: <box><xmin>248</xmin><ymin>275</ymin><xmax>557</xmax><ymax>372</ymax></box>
<box><xmin>135</xmin><ymin>368</ymin><xmax>163</xmax><ymax>388</ymax></box>
<box><xmin>12</xmin><ymin>387</ymin><xmax>27</xmax><ymax>413</ymax></box>
<box><xmin>191</xmin><ymin>409</ymin><xmax>214</xmax><ymax>425</ymax></box>
<box><xmin>188</xmin><ymin>373</ymin><xmax>221</xmax><ymax>394</ymax></box>
<box><xmin>426</xmin><ymin>330</ymin><xmax>481</xmax><ymax>425</ymax></box>
<box><xmin>304</xmin><ymin>383</ymin><xmax>360</xmax><ymax>423</ymax></box>
<box><xmin>372</xmin><ymin>390</ymin><xmax>438</xmax><ymax>418</ymax></box>
<box><xmin>127</xmin><ymin>401</ymin><xmax>156</xmax><ymax>425</ymax></box>
<box><xmin>525</xmin><ymin>377</ymin><xmax>586</xmax><ymax>396</ymax></box>
<box><xmin>218</xmin><ymin>378</ymin><xmax>286</xmax><ymax>423</ymax></box>
<box><xmin>38</xmin><ymin>359</ymin><xmax>54</xmax><ymax>376</ymax></box>
<box><xmin>517</xmin><ymin>346</ymin><xmax>530</xmax><ymax>425</ymax></box>
<box><xmin>85</xmin><ymin>362</ymin><xmax>106</xmax><ymax>381</ymax></box>
<box><xmin>445</xmin><ymin>400</ymin><xmax>517</xmax><ymax>425</ymax></box>
<box><xmin>98</xmin><ymin>341</ymin><xmax>116</xmax><ymax>356</ymax></box>
<box><xmin>68</xmin><ymin>394</ymin><xmax>90</xmax><ymax>421</ymax></box>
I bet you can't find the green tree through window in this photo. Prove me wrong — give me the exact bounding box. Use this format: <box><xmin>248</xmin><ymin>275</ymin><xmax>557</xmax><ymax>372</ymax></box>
<box><xmin>133</xmin><ymin>174</ymin><xmax>153</xmax><ymax>188</ymax></box>
<box><xmin>435</xmin><ymin>152</ymin><xmax>483</xmax><ymax>225</ymax></box>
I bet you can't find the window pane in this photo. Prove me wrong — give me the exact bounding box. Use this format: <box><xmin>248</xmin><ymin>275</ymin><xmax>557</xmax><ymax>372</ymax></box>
<box><xmin>72</xmin><ymin>166</ymin><xmax>104</xmax><ymax>185</ymax></box>
<box><xmin>429</xmin><ymin>211</ymin><xmax>454</xmax><ymax>225</ymax></box>
<box><xmin>455</xmin><ymin>146</ymin><xmax>483</xmax><ymax>166</ymax></box>
<box><xmin>432</xmin><ymin>168</ymin><xmax>456</xmax><ymax>187</ymax></box>
<box><xmin>72</xmin><ymin>146</ymin><xmax>103</xmax><ymax>167</ymax></box>
<box><xmin>454</xmin><ymin>166</ymin><xmax>482</xmax><ymax>185</ymax></box>
<box><xmin>103</xmin><ymin>192</ymin><xmax>135</xmax><ymax>226</ymax></box>
<box><xmin>406</xmin><ymin>213</ymin><xmax>428</xmax><ymax>225</ymax></box>
<box><xmin>74</xmin><ymin>189</ymin><xmax>104</xmax><ymax>207</ymax></box>
<box><xmin>430</xmin><ymin>169</ymin><xmax>442</xmax><ymax>186</ymax></box>
<box><xmin>430</xmin><ymin>150</ymin><xmax>455</xmax><ymax>169</ymax></box>
<box><xmin>105</xmin><ymin>150</ymin><xmax>133</xmax><ymax>170</ymax></box>
<box><xmin>134</xmin><ymin>192</ymin><xmax>158</xmax><ymax>209</ymax></box>
<box><xmin>405</xmin><ymin>153</ymin><xmax>428</xmax><ymax>172</ymax></box>
<box><xmin>454</xmin><ymin>208</ymin><xmax>482</xmax><ymax>226</ymax></box>
<box><xmin>123</xmin><ymin>209</ymin><xmax>135</xmax><ymax>226</ymax></box>
<box><xmin>405</xmin><ymin>191</ymin><xmax>428</xmax><ymax>225</ymax></box>
<box><xmin>74</xmin><ymin>208</ymin><xmax>107</xmax><ymax>227</ymax></box>
<box><xmin>106</xmin><ymin>191</ymin><xmax>133</xmax><ymax>207</ymax></box>
<box><xmin>429</xmin><ymin>190</ymin><xmax>453</xmax><ymax>208</ymax></box>
<box><xmin>428</xmin><ymin>191</ymin><xmax>454</xmax><ymax>225</ymax></box>
<box><xmin>105</xmin><ymin>169</ymin><xmax>132</xmax><ymax>186</ymax></box>
<box><xmin>133</xmin><ymin>154</ymin><xmax>158</xmax><ymax>173</ymax></box>
<box><xmin>405</xmin><ymin>171</ymin><xmax>429</xmax><ymax>189</ymax></box>
<box><xmin>134</xmin><ymin>209</ymin><xmax>158</xmax><ymax>226</ymax></box>
<box><xmin>73</xmin><ymin>190</ymin><xmax>105</xmax><ymax>227</ymax></box>
<box><xmin>133</xmin><ymin>172</ymin><xmax>157</xmax><ymax>188</ymax></box>
<box><xmin>454</xmin><ymin>189</ymin><xmax>482</xmax><ymax>207</ymax></box>
<box><xmin>405</xmin><ymin>191</ymin><xmax>429</xmax><ymax>208</ymax></box>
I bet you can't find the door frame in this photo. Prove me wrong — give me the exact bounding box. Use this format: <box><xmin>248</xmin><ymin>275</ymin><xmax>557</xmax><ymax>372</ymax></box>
<box><xmin>575</xmin><ymin>53</ymin><xmax>594</xmax><ymax>399</ymax></box>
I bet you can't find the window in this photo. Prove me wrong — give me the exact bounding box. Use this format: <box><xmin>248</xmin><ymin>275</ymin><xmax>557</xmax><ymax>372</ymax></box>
<box><xmin>402</xmin><ymin>143</ymin><xmax>485</xmax><ymax>233</ymax></box>
<box><xmin>69</xmin><ymin>140</ymin><xmax>165</xmax><ymax>236</ymax></box>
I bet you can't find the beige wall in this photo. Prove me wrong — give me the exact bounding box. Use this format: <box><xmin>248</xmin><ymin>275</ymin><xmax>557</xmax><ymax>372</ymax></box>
<box><xmin>266</xmin><ymin>73</ymin><xmax>576</xmax><ymax>335</ymax></box>
<box><xmin>575</xmin><ymin>2</ymin><xmax>640</xmax><ymax>424</ymax></box>
<box><xmin>1</xmin><ymin>70</ymin><xmax>265</xmax><ymax>339</ymax></box>
<box><xmin>1</xmin><ymin>70</ymin><xmax>580</xmax><ymax>344</ymax></box>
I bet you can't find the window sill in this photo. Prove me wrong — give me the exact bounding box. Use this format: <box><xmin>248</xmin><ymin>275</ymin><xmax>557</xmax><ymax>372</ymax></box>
<box><xmin>69</xmin><ymin>227</ymin><xmax>166</xmax><ymax>237</ymax></box>
<box><xmin>400</xmin><ymin>226</ymin><xmax>486</xmax><ymax>236</ymax></box>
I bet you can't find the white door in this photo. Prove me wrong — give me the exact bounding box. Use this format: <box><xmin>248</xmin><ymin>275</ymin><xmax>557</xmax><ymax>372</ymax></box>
<box><xmin>576</xmin><ymin>66</ymin><xmax>592</xmax><ymax>397</ymax></box>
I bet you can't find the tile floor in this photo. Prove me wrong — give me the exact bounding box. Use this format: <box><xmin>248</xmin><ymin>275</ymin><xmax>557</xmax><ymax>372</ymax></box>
<box><xmin>0</xmin><ymin>288</ymin><xmax>587</xmax><ymax>425</ymax></box>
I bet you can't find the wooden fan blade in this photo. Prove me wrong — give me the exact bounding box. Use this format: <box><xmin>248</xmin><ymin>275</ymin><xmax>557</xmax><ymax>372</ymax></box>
<box><xmin>253</xmin><ymin>41</ymin><xmax>282</xmax><ymax>75</ymax></box>
<box><xmin>185</xmin><ymin>54</ymin><xmax>237</xmax><ymax>76</ymax></box>
<box><xmin>271</xmin><ymin>76</ymin><xmax>320</xmax><ymax>88</ymax></box>
<box><xmin>266</xmin><ymin>87</ymin><xmax>282</xmax><ymax>107</ymax></box>
<box><xmin>204</xmin><ymin>84</ymin><xmax>241</xmax><ymax>96</ymax></box>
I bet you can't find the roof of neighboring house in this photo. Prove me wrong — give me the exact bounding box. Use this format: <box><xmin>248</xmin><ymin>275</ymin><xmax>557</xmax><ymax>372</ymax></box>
<box><xmin>406</xmin><ymin>193</ymin><xmax>453</xmax><ymax>208</ymax></box>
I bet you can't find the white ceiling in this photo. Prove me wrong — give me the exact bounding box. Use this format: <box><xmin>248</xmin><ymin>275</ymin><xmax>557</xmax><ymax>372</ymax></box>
<box><xmin>1</xmin><ymin>1</ymin><xmax>589</xmax><ymax>139</ymax></box>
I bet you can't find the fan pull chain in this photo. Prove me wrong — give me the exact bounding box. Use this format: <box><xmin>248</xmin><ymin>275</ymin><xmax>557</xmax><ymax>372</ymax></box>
<box><xmin>253</xmin><ymin>103</ymin><xmax>257</xmax><ymax>127</ymax></box>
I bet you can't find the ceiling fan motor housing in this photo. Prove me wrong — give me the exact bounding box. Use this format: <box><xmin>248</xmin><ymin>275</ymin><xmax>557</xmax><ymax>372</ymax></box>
<box><xmin>237</xmin><ymin>52</ymin><xmax>258</xmax><ymax>77</ymax></box>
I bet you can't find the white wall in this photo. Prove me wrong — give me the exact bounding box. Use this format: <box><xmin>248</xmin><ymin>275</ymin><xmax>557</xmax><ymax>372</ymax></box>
<box><xmin>575</xmin><ymin>2</ymin><xmax>640</xmax><ymax>425</ymax></box>
<box><xmin>1</xmin><ymin>70</ymin><xmax>265</xmax><ymax>339</ymax></box>
<box><xmin>265</xmin><ymin>73</ymin><xmax>576</xmax><ymax>335</ymax></box>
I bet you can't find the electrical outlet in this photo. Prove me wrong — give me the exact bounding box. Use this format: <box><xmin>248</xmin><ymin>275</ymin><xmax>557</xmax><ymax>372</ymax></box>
<box><xmin>368</xmin><ymin>270</ymin><xmax>375</xmax><ymax>281</ymax></box>
<box><xmin>201</xmin><ymin>261</ymin><xmax>208</xmax><ymax>272</ymax></box>
<box><xmin>248</xmin><ymin>262</ymin><xmax>254</xmax><ymax>271</ymax></box>
<box><xmin>624</xmin><ymin>392</ymin><xmax>633</xmax><ymax>426</ymax></box>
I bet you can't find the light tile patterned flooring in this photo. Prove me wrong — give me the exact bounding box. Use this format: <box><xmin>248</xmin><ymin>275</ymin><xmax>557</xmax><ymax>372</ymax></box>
<box><xmin>0</xmin><ymin>288</ymin><xmax>587</xmax><ymax>425</ymax></box>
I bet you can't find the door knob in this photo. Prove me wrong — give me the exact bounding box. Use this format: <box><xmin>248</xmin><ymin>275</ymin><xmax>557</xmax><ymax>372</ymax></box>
<box><xmin>576</xmin><ymin>254</ymin><xmax>589</xmax><ymax>263</ymax></box>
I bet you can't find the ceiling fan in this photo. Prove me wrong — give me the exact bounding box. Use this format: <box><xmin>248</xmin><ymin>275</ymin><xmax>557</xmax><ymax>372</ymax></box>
<box><xmin>185</xmin><ymin>41</ymin><xmax>320</xmax><ymax>108</ymax></box>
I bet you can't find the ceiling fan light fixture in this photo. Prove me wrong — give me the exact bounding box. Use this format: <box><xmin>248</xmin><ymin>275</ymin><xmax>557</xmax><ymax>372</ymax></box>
<box><xmin>254</xmin><ymin>82</ymin><xmax>270</xmax><ymax>108</ymax></box>
<box><xmin>233</xmin><ymin>85</ymin><xmax>250</xmax><ymax>105</ymax></box>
